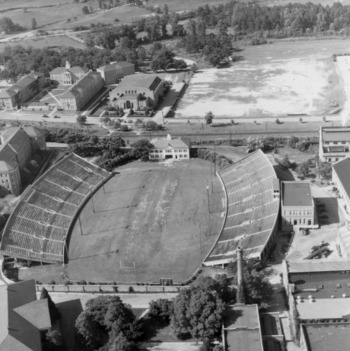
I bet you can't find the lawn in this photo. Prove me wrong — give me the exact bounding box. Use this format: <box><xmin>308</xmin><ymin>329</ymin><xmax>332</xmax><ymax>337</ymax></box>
<box><xmin>66</xmin><ymin>159</ymin><xmax>224</xmax><ymax>283</ymax></box>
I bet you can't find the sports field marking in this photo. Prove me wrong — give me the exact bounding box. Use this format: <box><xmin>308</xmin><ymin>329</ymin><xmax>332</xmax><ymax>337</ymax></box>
<box><xmin>78</xmin><ymin>216</ymin><xmax>127</xmax><ymax>236</ymax></box>
<box><xmin>120</xmin><ymin>261</ymin><xmax>136</xmax><ymax>270</ymax></box>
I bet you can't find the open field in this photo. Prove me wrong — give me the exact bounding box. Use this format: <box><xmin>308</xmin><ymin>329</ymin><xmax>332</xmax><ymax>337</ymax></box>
<box><xmin>176</xmin><ymin>39</ymin><xmax>350</xmax><ymax>120</ymax></box>
<box><xmin>65</xmin><ymin>159</ymin><xmax>224</xmax><ymax>283</ymax></box>
<box><xmin>0</xmin><ymin>35</ymin><xmax>86</xmax><ymax>50</ymax></box>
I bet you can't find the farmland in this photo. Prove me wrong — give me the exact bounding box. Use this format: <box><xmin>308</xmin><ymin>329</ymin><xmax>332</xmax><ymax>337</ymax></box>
<box><xmin>176</xmin><ymin>39</ymin><xmax>349</xmax><ymax>120</ymax></box>
<box><xmin>65</xmin><ymin>159</ymin><xmax>225</xmax><ymax>283</ymax></box>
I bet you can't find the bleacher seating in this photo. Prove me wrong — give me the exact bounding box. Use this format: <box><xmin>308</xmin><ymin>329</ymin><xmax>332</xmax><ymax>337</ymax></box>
<box><xmin>0</xmin><ymin>154</ymin><xmax>110</xmax><ymax>263</ymax></box>
<box><xmin>205</xmin><ymin>149</ymin><xmax>279</xmax><ymax>264</ymax></box>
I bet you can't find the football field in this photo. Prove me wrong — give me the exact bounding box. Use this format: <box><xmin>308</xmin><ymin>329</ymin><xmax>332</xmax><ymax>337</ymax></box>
<box><xmin>66</xmin><ymin>159</ymin><xmax>225</xmax><ymax>283</ymax></box>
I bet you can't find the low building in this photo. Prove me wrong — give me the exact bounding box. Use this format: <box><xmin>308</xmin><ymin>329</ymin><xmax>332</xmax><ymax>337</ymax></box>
<box><xmin>58</xmin><ymin>71</ymin><xmax>104</xmax><ymax>111</ymax></box>
<box><xmin>149</xmin><ymin>134</ymin><xmax>190</xmax><ymax>160</ymax></box>
<box><xmin>333</xmin><ymin>157</ymin><xmax>350</xmax><ymax>213</ymax></box>
<box><xmin>223</xmin><ymin>304</ymin><xmax>264</xmax><ymax>351</ymax></box>
<box><xmin>109</xmin><ymin>74</ymin><xmax>165</xmax><ymax>111</ymax></box>
<box><xmin>337</xmin><ymin>225</ymin><xmax>350</xmax><ymax>258</ymax></box>
<box><xmin>50</xmin><ymin>61</ymin><xmax>88</xmax><ymax>85</ymax></box>
<box><xmin>319</xmin><ymin>126</ymin><xmax>350</xmax><ymax>163</ymax></box>
<box><xmin>300</xmin><ymin>323</ymin><xmax>350</xmax><ymax>351</ymax></box>
<box><xmin>0</xmin><ymin>280</ymin><xmax>52</xmax><ymax>350</ymax></box>
<box><xmin>281</xmin><ymin>181</ymin><xmax>316</xmax><ymax>231</ymax></box>
<box><xmin>0</xmin><ymin>72</ymin><xmax>45</xmax><ymax>110</ymax></box>
<box><xmin>97</xmin><ymin>61</ymin><xmax>135</xmax><ymax>85</ymax></box>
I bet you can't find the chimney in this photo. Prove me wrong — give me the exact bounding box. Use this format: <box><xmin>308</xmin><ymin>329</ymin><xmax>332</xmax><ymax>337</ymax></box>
<box><xmin>236</xmin><ymin>246</ymin><xmax>245</xmax><ymax>304</ymax></box>
<box><xmin>166</xmin><ymin>134</ymin><xmax>172</xmax><ymax>141</ymax></box>
<box><xmin>65</xmin><ymin>61</ymin><xmax>71</xmax><ymax>69</ymax></box>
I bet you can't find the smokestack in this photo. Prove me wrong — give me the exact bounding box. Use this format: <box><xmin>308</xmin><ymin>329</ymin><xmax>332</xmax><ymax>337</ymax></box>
<box><xmin>236</xmin><ymin>246</ymin><xmax>245</xmax><ymax>304</ymax></box>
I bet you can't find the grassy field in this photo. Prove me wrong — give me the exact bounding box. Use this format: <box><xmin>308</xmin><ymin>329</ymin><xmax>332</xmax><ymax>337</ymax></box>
<box><xmin>176</xmin><ymin>39</ymin><xmax>350</xmax><ymax>120</ymax></box>
<box><xmin>66</xmin><ymin>159</ymin><xmax>224</xmax><ymax>283</ymax></box>
<box><xmin>0</xmin><ymin>35</ymin><xmax>86</xmax><ymax>50</ymax></box>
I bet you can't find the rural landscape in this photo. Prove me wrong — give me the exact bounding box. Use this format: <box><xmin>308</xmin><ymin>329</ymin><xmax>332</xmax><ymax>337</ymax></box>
<box><xmin>0</xmin><ymin>0</ymin><xmax>350</xmax><ymax>351</ymax></box>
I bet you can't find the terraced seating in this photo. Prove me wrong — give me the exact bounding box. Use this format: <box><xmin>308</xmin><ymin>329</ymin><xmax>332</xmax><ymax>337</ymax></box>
<box><xmin>0</xmin><ymin>153</ymin><xmax>111</xmax><ymax>263</ymax></box>
<box><xmin>205</xmin><ymin>149</ymin><xmax>279</xmax><ymax>264</ymax></box>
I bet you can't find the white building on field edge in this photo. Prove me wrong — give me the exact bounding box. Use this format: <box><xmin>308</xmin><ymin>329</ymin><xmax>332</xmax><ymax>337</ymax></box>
<box><xmin>149</xmin><ymin>134</ymin><xmax>190</xmax><ymax>160</ymax></box>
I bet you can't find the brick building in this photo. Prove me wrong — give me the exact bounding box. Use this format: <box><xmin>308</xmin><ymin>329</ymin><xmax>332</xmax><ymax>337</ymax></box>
<box><xmin>58</xmin><ymin>71</ymin><xmax>104</xmax><ymax>111</ymax></box>
<box><xmin>281</xmin><ymin>181</ymin><xmax>316</xmax><ymax>230</ymax></box>
<box><xmin>97</xmin><ymin>61</ymin><xmax>135</xmax><ymax>85</ymax></box>
<box><xmin>50</xmin><ymin>61</ymin><xmax>88</xmax><ymax>85</ymax></box>
<box><xmin>0</xmin><ymin>72</ymin><xmax>45</xmax><ymax>110</ymax></box>
<box><xmin>109</xmin><ymin>74</ymin><xmax>164</xmax><ymax>111</ymax></box>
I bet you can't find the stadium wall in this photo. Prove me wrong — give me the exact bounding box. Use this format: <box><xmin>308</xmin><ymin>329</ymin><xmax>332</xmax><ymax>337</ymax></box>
<box><xmin>202</xmin><ymin>169</ymin><xmax>229</xmax><ymax>267</ymax></box>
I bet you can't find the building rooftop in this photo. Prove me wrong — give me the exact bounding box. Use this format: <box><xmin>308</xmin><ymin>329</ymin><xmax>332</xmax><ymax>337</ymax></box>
<box><xmin>50</xmin><ymin>66</ymin><xmax>88</xmax><ymax>75</ymax></box>
<box><xmin>117</xmin><ymin>74</ymin><xmax>163</xmax><ymax>91</ymax></box>
<box><xmin>338</xmin><ymin>226</ymin><xmax>350</xmax><ymax>256</ymax></box>
<box><xmin>0</xmin><ymin>280</ymin><xmax>51</xmax><ymax>351</ymax></box>
<box><xmin>151</xmin><ymin>135</ymin><xmax>190</xmax><ymax>149</ymax></box>
<box><xmin>290</xmin><ymin>271</ymin><xmax>350</xmax><ymax>299</ymax></box>
<box><xmin>321</xmin><ymin>127</ymin><xmax>350</xmax><ymax>142</ymax></box>
<box><xmin>333</xmin><ymin>158</ymin><xmax>350</xmax><ymax>198</ymax></box>
<box><xmin>61</xmin><ymin>71</ymin><xmax>100</xmax><ymax>98</ymax></box>
<box><xmin>296</xmin><ymin>298</ymin><xmax>350</xmax><ymax>320</ymax></box>
<box><xmin>282</xmin><ymin>181</ymin><xmax>313</xmax><ymax>207</ymax></box>
<box><xmin>302</xmin><ymin>324</ymin><xmax>350</xmax><ymax>351</ymax></box>
<box><xmin>224</xmin><ymin>304</ymin><xmax>263</xmax><ymax>351</ymax></box>
<box><xmin>0</xmin><ymin>161</ymin><xmax>17</xmax><ymax>172</ymax></box>
<box><xmin>287</xmin><ymin>259</ymin><xmax>350</xmax><ymax>273</ymax></box>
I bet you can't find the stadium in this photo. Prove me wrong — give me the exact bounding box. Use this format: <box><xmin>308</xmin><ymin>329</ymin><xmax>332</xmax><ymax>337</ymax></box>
<box><xmin>0</xmin><ymin>149</ymin><xmax>280</xmax><ymax>284</ymax></box>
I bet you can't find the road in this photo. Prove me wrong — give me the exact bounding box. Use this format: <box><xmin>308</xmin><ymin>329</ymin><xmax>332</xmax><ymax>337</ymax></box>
<box><xmin>40</xmin><ymin>292</ymin><xmax>178</xmax><ymax>309</ymax></box>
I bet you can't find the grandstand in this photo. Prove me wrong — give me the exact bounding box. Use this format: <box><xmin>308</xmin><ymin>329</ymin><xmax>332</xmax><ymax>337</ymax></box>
<box><xmin>204</xmin><ymin>149</ymin><xmax>280</xmax><ymax>265</ymax></box>
<box><xmin>0</xmin><ymin>154</ymin><xmax>111</xmax><ymax>264</ymax></box>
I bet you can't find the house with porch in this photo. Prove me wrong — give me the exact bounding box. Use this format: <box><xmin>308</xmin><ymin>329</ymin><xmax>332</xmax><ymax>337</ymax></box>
<box><xmin>149</xmin><ymin>134</ymin><xmax>190</xmax><ymax>160</ymax></box>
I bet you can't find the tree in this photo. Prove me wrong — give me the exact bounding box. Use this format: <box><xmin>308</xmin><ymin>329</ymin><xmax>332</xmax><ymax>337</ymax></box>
<box><xmin>288</xmin><ymin>136</ymin><xmax>299</xmax><ymax>148</ymax></box>
<box><xmin>82</xmin><ymin>6</ymin><xmax>90</xmax><ymax>14</ymax></box>
<box><xmin>297</xmin><ymin>162</ymin><xmax>309</xmax><ymax>178</ymax></box>
<box><xmin>318</xmin><ymin>162</ymin><xmax>332</xmax><ymax>180</ymax></box>
<box><xmin>131</xmin><ymin>139</ymin><xmax>154</xmax><ymax>161</ymax></box>
<box><xmin>76</xmin><ymin>296</ymin><xmax>141</xmax><ymax>350</ymax></box>
<box><xmin>108</xmin><ymin>334</ymin><xmax>139</xmax><ymax>351</ymax></box>
<box><xmin>171</xmin><ymin>280</ymin><xmax>225</xmax><ymax>340</ymax></box>
<box><xmin>31</xmin><ymin>18</ymin><xmax>37</xmax><ymax>30</ymax></box>
<box><xmin>76</xmin><ymin>115</ymin><xmax>87</xmax><ymax>125</ymax></box>
<box><xmin>228</xmin><ymin>260</ymin><xmax>273</xmax><ymax>306</ymax></box>
<box><xmin>45</xmin><ymin>329</ymin><xmax>63</xmax><ymax>350</ymax></box>
<box><xmin>148</xmin><ymin>299</ymin><xmax>174</xmax><ymax>322</ymax></box>
<box><xmin>279</xmin><ymin>155</ymin><xmax>291</xmax><ymax>169</ymax></box>
<box><xmin>205</xmin><ymin>111</ymin><xmax>214</xmax><ymax>125</ymax></box>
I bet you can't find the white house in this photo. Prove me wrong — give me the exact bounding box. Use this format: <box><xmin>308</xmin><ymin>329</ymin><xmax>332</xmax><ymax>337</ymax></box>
<box><xmin>149</xmin><ymin>134</ymin><xmax>190</xmax><ymax>160</ymax></box>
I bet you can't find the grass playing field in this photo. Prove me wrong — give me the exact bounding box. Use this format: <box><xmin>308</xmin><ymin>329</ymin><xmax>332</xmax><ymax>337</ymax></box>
<box><xmin>65</xmin><ymin>159</ymin><xmax>225</xmax><ymax>283</ymax></box>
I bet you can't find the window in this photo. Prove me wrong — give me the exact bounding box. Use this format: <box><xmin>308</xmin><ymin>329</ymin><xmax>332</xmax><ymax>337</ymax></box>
<box><xmin>334</xmin><ymin>142</ymin><xmax>338</xmax><ymax>145</ymax></box>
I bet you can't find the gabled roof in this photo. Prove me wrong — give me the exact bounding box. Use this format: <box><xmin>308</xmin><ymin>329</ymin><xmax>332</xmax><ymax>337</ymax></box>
<box><xmin>0</xmin><ymin>280</ymin><xmax>48</xmax><ymax>351</ymax></box>
<box><xmin>0</xmin><ymin>144</ymin><xmax>17</xmax><ymax>163</ymax></box>
<box><xmin>0</xmin><ymin>161</ymin><xmax>17</xmax><ymax>172</ymax></box>
<box><xmin>0</xmin><ymin>88</ymin><xmax>16</xmax><ymax>98</ymax></box>
<box><xmin>14</xmin><ymin>299</ymin><xmax>51</xmax><ymax>331</ymax></box>
<box><xmin>116</xmin><ymin>74</ymin><xmax>163</xmax><ymax>92</ymax></box>
<box><xmin>23</xmin><ymin>126</ymin><xmax>43</xmax><ymax>139</ymax></box>
<box><xmin>115</xmin><ymin>61</ymin><xmax>134</xmax><ymax>68</ymax></box>
<box><xmin>61</xmin><ymin>71</ymin><xmax>100</xmax><ymax>98</ymax></box>
<box><xmin>151</xmin><ymin>135</ymin><xmax>190</xmax><ymax>149</ymax></box>
<box><xmin>50</xmin><ymin>66</ymin><xmax>88</xmax><ymax>75</ymax></box>
<box><xmin>98</xmin><ymin>61</ymin><xmax>134</xmax><ymax>72</ymax></box>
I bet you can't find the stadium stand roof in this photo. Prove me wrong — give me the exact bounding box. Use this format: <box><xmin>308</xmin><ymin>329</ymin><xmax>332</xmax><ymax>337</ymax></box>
<box><xmin>204</xmin><ymin>149</ymin><xmax>279</xmax><ymax>264</ymax></box>
<box><xmin>0</xmin><ymin>280</ymin><xmax>51</xmax><ymax>351</ymax></box>
<box><xmin>282</xmin><ymin>181</ymin><xmax>313</xmax><ymax>207</ymax></box>
<box><xmin>301</xmin><ymin>324</ymin><xmax>350</xmax><ymax>351</ymax></box>
<box><xmin>224</xmin><ymin>304</ymin><xmax>263</xmax><ymax>351</ymax></box>
<box><xmin>0</xmin><ymin>153</ymin><xmax>111</xmax><ymax>264</ymax></box>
